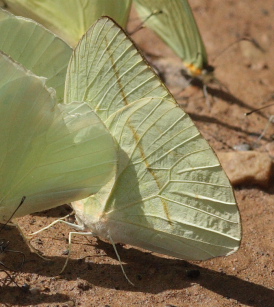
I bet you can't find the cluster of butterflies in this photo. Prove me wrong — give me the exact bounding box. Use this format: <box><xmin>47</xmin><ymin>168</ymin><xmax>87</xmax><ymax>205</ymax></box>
<box><xmin>0</xmin><ymin>0</ymin><xmax>241</xmax><ymax>276</ymax></box>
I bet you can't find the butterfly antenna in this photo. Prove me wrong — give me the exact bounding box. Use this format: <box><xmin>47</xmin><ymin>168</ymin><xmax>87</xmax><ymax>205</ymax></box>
<box><xmin>108</xmin><ymin>234</ymin><xmax>135</xmax><ymax>286</ymax></box>
<box><xmin>212</xmin><ymin>37</ymin><xmax>264</xmax><ymax>64</ymax></box>
<box><xmin>129</xmin><ymin>10</ymin><xmax>163</xmax><ymax>35</ymax></box>
<box><xmin>0</xmin><ymin>268</ymin><xmax>21</xmax><ymax>287</ymax></box>
<box><xmin>258</xmin><ymin>115</ymin><xmax>274</xmax><ymax>141</ymax></box>
<box><xmin>245</xmin><ymin>103</ymin><xmax>274</xmax><ymax>116</ymax></box>
<box><xmin>245</xmin><ymin>103</ymin><xmax>274</xmax><ymax>140</ymax></box>
<box><xmin>28</xmin><ymin>214</ymin><xmax>81</xmax><ymax>263</ymax></box>
<box><xmin>0</xmin><ymin>197</ymin><xmax>27</xmax><ymax>275</ymax></box>
<box><xmin>0</xmin><ymin>196</ymin><xmax>26</xmax><ymax>233</ymax></box>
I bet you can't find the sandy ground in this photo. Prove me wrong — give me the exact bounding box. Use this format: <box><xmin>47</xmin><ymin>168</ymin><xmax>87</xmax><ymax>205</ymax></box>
<box><xmin>0</xmin><ymin>1</ymin><xmax>274</xmax><ymax>306</ymax></box>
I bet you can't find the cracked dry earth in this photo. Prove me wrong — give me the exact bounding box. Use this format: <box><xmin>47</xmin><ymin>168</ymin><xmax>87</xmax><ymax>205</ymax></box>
<box><xmin>0</xmin><ymin>0</ymin><xmax>274</xmax><ymax>306</ymax></box>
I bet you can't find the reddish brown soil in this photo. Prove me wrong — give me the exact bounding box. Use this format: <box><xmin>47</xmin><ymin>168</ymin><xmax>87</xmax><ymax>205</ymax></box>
<box><xmin>1</xmin><ymin>1</ymin><xmax>274</xmax><ymax>306</ymax></box>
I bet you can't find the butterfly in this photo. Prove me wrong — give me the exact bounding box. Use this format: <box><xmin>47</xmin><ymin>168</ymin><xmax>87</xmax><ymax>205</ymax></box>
<box><xmin>0</xmin><ymin>49</ymin><xmax>117</xmax><ymax>223</ymax></box>
<box><xmin>62</xmin><ymin>17</ymin><xmax>241</xmax><ymax>262</ymax></box>
<box><xmin>133</xmin><ymin>0</ymin><xmax>215</xmax><ymax>84</ymax></box>
<box><xmin>2</xmin><ymin>0</ymin><xmax>132</xmax><ymax>47</ymax></box>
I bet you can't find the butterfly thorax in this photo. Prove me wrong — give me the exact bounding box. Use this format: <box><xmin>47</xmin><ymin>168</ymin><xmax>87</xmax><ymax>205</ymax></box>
<box><xmin>72</xmin><ymin>199</ymin><xmax>110</xmax><ymax>239</ymax></box>
<box><xmin>184</xmin><ymin>62</ymin><xmax>215</xmax><ymax>84</ymax></box>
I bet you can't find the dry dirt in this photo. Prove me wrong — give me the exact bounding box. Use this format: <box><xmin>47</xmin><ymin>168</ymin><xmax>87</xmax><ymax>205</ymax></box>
<box><xmin>1</xmin><ymin>1</ymin><xmax>274</xmax><ymax>306</ymax></box>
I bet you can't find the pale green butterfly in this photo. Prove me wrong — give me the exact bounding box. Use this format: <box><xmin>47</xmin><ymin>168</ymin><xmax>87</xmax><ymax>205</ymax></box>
<box><xmin>133</xmin><ymin>0</ymin><xmax>215</xmax><ymax>84</ymax></box>
<box><xmin>0</xmin><ymin>8</ymin><xmax>72</xmax><ymax>102</ymax></box>
<box><xmin>3</xmin><ymin>0</ymin><xmax>132</xmax><ymax>47</ymax></box>
<box><xmin>0</xmin><ymin>51</ymin><xmax>117</xmax><ymax>223</ymax></box>
<box><xmin>62</xmin><ymin>17</ymin><xmax>241</xmax><ymax>262</ymax></box>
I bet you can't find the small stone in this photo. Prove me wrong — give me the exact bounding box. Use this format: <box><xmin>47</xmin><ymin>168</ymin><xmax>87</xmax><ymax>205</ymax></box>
<box><xmin>233</xmin><ymin>143</ymin><xmax>251</xmax><ymax>151</ymax></box>
<box><xmin>217</xmin><ymin>151</ymin><xmax>272</xmax><ymax>187</ymax></box>
<box><xmin>62</xmin><ymin>249</ymin><xmax>69</xmax><ymax>255</ymax></box>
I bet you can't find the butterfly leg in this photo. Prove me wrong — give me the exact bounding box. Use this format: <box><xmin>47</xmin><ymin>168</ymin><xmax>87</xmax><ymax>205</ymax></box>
<box><xmin>13</xmin><ymin>222</ymin><xmax>49</xmax><ymax>261</ymax></box>
<box><xmin>28</xmin><ymin>214</ymin><xmax>74</xmax><ymax>236</ymax></box>
<box><xmin>29</xmin><ymin>217</ymin><xmax>96</xmax><ymax>274</ymax></box>
<box><xmin>60</xmin><ymin>231</ymin><xmax>94</xmax><ymax>274</ymax></box>
<box><xmin>203</xmin><ymin>83</ymin><xmax>213</xmax><ymax>107</ymax></box>
<box><xmin>107</xmin><ymin>233</ymin><xmax>134</xmax><ymax>286</ymax></box>
<box><xmin>27</xmin><ymin>215</ymin><xmax>83</xmax><ymax>261</ymax></box>
<box><xmin>61</xmin><ymin>231</ymin><xmax>135</xmax><ymax>285</ymax></box>
<box><xmin>258</xmin><ymin>115</ymin><xmax>274</xmax><ymax>140</ymax></box>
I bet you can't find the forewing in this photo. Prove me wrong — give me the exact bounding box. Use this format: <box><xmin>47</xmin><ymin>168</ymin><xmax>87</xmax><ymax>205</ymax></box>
<box><xmin>65</xmin><ymin>17</ymin><xmax>172</xmax><ymax>121</ymax></box>
<box><xmin>0</xmin><ymin>9</ymin><xmax>71</xmax><ymax>102</ymax></box>
<box><xmin>0</xmin><ymin>52</ymin><xmax>117</xmax><ymax>222</ymax></box>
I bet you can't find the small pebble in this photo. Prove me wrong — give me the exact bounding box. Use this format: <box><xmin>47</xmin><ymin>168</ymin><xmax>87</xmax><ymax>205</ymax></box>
<box><xmin>217</xmin><ymin>151</ymin><xmax>272</xmax><ymax>187</ymax></box>
<box><xmin>62</xmin><ymin>249</ymin><xmax>69</xmax><ymax>255</ymax></box>
<box><xmin>233</xmin><ymin>143</ymin><xmax>251</xmax><ymax>151</ymax></box>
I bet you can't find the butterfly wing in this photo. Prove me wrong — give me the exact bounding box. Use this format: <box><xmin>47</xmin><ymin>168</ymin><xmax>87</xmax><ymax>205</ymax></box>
<box><xmin>65</xmin><ymin>17</ymin><xmax>172</xmax><ymax>122</ymax></box>
<box><xmin>69</xmin><ymin>18</ymin><xmax>241</xmax><ymax>260</ymax></box>
<box><xmin>75</xmin><ymin>97</ymin><xmax>240</xmax><ymax>260</ymax></box>
<box><xmin>0</xmin><ymin>51</ymin><xmax>117</xmax><ymax>222</ymax></box>
<box><xmin>134</xmin><ymin>0</ymin><xmax>209</xmax><ymax>77</ymax></box>
<box><xmin>4</xmin><ymin>0</ymin><xmax>132</xmax><ymax>47</ymax></box>
<box><xmin>0</xmin><ymin>8</ymin><xmax>72</xmax><ymax>102</ymax></box>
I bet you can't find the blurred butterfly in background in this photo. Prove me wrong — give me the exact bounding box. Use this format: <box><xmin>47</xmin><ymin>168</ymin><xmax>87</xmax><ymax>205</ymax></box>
<box><xmin>2</xmin><ymin>0</ymin><xmax>132</xmax><ymax>47</ymax></box>
<box><xmin>133</xmin><ymin>0</ymin><xmax>215</xmax><ymax>85</ymax></box>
